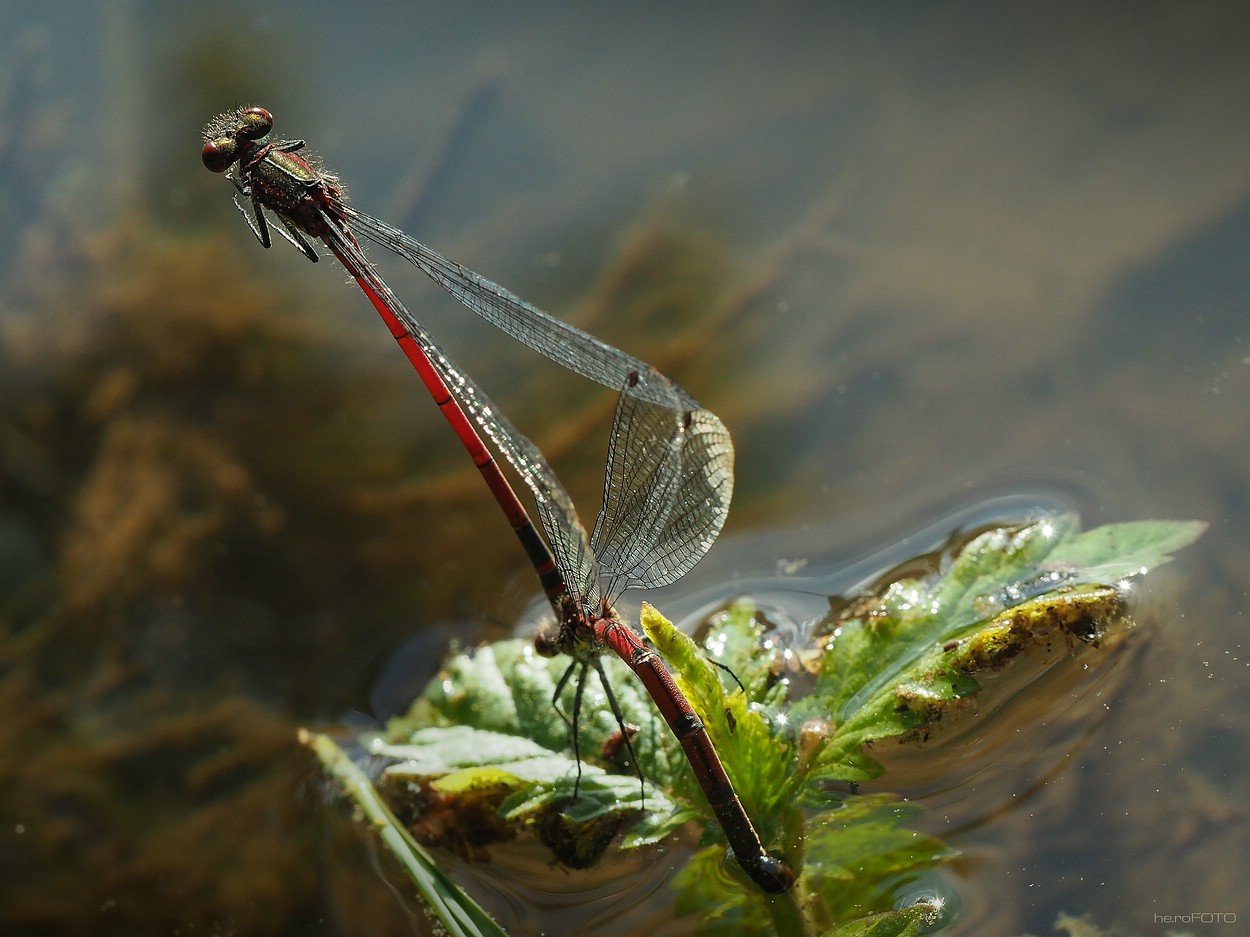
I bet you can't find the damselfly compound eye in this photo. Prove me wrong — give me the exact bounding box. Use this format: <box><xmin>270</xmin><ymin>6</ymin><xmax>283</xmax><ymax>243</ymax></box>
<box><xmin>237</xmin><ymin>106</ymin><xmax>273</xmax><ymax>140</ymax></box>
<box><xmin>201</xmin><ymin>139</ymin><xmax>236</xmax><ymax>173</ymax></box>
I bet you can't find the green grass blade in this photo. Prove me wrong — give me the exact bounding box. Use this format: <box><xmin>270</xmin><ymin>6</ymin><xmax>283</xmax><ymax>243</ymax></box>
<box><xmin>302</xmin><ymin>729</ymin><xmax>508</xmax><ymax>937</ymax></box>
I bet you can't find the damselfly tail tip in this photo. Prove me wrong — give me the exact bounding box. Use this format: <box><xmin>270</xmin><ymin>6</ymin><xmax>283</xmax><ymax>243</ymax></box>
<box><xmin>748</xmin><ymin>853</ymin><xmax>797</xmax><ymax>893</ymax></box>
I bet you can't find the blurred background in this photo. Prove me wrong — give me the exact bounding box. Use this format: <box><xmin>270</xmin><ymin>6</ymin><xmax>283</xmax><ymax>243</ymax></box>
<box><xmin>1</xmin><ymin>2</ymin><xmax>1247</xmax><ymax>934</ymax></box>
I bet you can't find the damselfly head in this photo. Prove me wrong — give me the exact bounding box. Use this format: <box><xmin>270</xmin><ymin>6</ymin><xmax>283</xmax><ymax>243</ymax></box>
<box><xmin>201</xmin><ymin>106</ymin><xmax>274</xmax><ymax>173</ymax></box>
<box><xmin>533</xmin><ymin>625</ymin><xmax>563</xmax><ymax>659</ymax></box>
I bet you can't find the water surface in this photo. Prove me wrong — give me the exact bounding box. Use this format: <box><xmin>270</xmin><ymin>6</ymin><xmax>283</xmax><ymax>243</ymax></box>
<box><xmin>1</xmin><ymin>3</ymin><xmax>1247</xmax><ymax>935</ymax></box>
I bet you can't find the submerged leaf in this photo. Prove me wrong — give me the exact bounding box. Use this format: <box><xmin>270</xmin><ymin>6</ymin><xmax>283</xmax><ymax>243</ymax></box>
<box><xmin>1046</xmin><ymin>518</ymin><xmax>1208</xmax><ymax>582</ymax></box>
<box><xmin>794</xmin><ymin>515</ymin><xmax>1202</xmax><ymax>789</ymax></box>
<box><xmin>375</xmin><ymin>644</ymin><xmax>694</xmax><ymax>860</ymax></box>
<box><xmin>820</xmin><ymin>905</ymin><xmax>944</xmax><ymax>937</ymax></box>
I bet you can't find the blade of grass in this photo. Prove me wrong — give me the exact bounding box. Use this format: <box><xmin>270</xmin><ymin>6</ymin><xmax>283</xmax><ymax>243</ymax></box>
<box><xmin>301</xmin><ymin>729</ymin><xmax>508</xmax><ymax>937</ymax></box>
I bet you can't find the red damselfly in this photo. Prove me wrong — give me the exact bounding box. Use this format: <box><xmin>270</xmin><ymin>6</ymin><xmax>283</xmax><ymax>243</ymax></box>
<box><xmin>201</xmin><ymin>106</ymin><xmax>794</xmax><ymax>892</ymax></box>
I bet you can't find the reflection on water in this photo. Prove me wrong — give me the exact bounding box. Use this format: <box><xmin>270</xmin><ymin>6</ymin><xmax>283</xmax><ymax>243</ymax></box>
<box><xmin>1</xmin><ymin>2</ymin><xmax>1247</xmax><ymax>935</ymax></box>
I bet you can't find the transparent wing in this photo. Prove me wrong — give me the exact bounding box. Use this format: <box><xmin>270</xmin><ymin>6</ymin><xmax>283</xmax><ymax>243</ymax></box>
<box><xmin>319</xmin><ymin>218</ymin><xmax>602</xmax><ymax>608</ymax></box>
<box><xmin>345</xmin><ymin>207</ymin><xmax>699</xmax><ymax>410</ymax></box>
<box><xmin>591</xmin><ymin>369</ymin><xmax>734</xmax><ymax>602</ymax></box>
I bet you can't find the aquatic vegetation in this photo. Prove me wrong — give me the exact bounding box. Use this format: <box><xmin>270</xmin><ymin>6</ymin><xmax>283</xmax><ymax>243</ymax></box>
<box><xmin>308</xmin><ymin>514</ymin><xmax>1203</xmax><ymax>935</ymax></box>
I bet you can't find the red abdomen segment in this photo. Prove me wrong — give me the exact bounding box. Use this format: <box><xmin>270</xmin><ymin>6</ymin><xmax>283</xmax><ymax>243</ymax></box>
<box><xmin>594</xmin><ymin>616</ymin><xmax>795</xmax><ymax>893</ymax></box>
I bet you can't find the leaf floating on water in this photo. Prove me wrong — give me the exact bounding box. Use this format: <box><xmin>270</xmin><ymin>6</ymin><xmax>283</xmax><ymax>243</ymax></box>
<box><xmin>793</xmin><ymin>515</ymin><xmax>1204</xmax><ymax>787</ymax></box>
<box><xmin>306</xmin><ymin>514</ymin><xmax>1203</xmax><ymax>935</ymax></box>
<box><xmin>1044</xmin><ymin>517</ymin><xmax>1208</xmax><ymax>582</ymax></box>
<box><xmin>889</xmin><ymin>583</ymin><xmax>1127</xmax><ymax>741</ymax></box>
<box><xmin>375</xmin><ymin>647</ymin><xmax>695</xmax><ymax>860</ymax></box>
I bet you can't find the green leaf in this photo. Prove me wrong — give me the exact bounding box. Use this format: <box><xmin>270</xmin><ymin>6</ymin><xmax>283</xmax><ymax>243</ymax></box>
<box><xmin>819</xmin><ymin>904</ymin><xmax>944</xmax><ymax>937</ymax></box>
<box><xmin>642</xmin><ymin>603</ymin><xmax>796</xmax><ymax>825</ymax></box>
<box><xmin>1046</xmin><ymin>518</ymin><xmax>1208</xmax><ymax>581</ymax></box>
<box><xmin>802</xmin><ymin>797</ymin><xmax>953</xmax><ymax>912</ymax></box>
<box><xmin>793</xmin><ymin>514</ymin><xmax>1204</xmax><ymax>791</ymax></box>
<box><xmin>378</xmin><ymin>644</ymin><xmax>694</xmax><ymax>849</ymax></box>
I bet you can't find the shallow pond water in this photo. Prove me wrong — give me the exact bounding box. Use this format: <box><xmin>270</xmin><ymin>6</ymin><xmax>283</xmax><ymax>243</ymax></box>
<box><xmin>1</xmin><ymin>3</ymin><xmax>1247</xmax><ymax>935</ymax></box>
